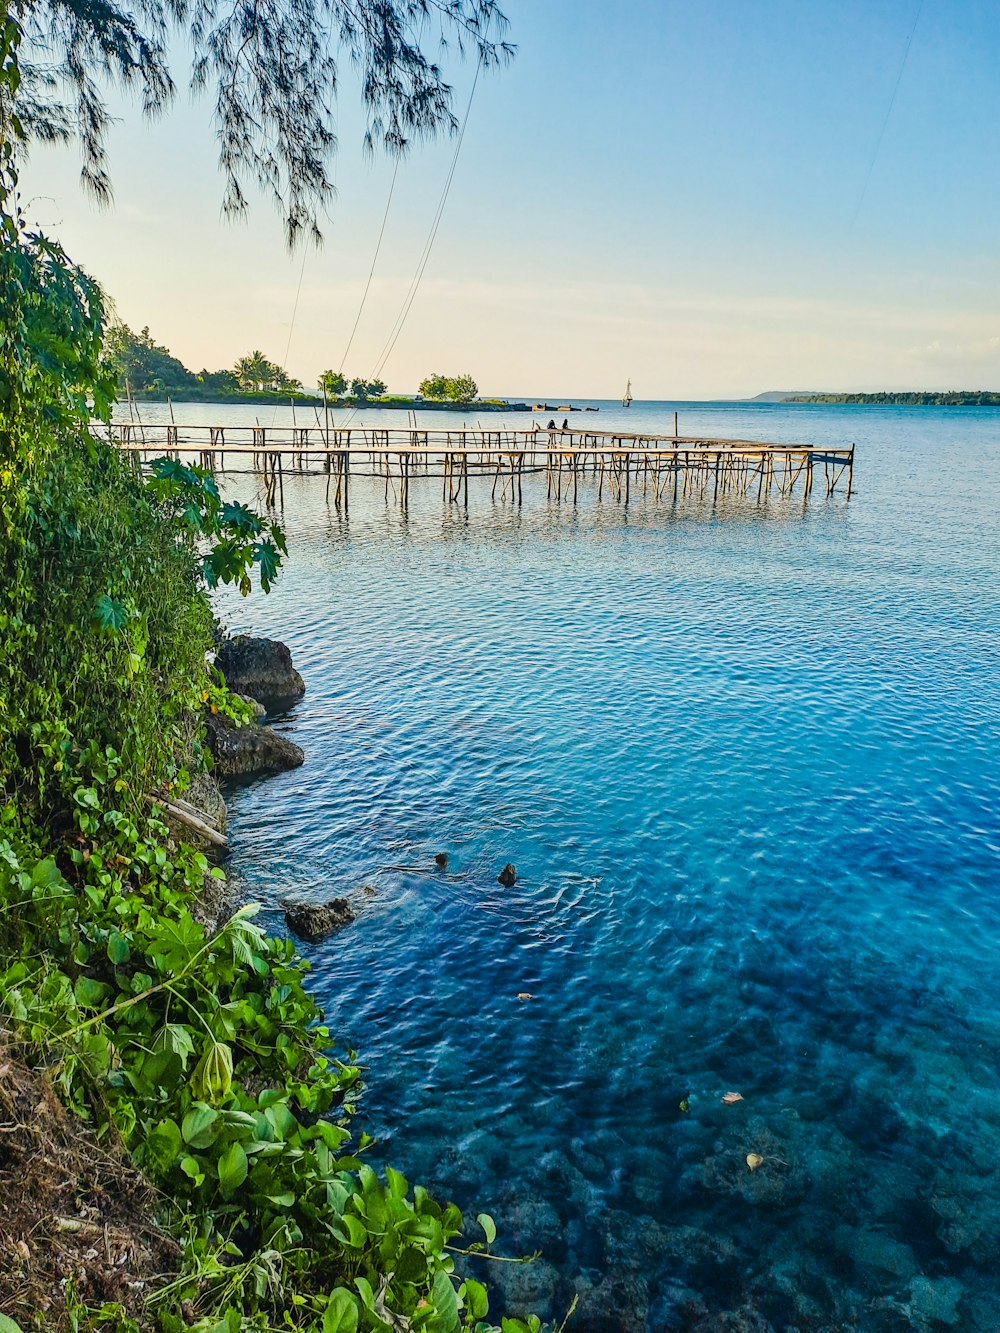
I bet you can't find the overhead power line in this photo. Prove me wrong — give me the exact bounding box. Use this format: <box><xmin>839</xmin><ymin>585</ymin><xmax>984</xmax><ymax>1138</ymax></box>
<box><xmin>850</xmin><ymin>0</ymin><xmax>925</xmax><ymax>228</ymax></box>
<box><xmin>338</xmin><ymin>158</ymin><xmax>400</xmax><ymax>374</ymax></box>
<box><xmin>367</xmin><ymin>58</ymin><xmax>483</xmax><ymax>383</ymax></box>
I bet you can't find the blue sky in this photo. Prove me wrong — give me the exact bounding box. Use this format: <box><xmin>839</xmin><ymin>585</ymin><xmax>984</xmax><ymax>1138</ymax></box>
<box><xmin>21</xmin><ymin>0</ymin><xmax>1000</xmax><ymax>397</ymax></box>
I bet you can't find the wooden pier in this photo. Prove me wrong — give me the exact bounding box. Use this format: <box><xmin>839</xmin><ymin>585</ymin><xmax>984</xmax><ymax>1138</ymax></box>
<box><xmin>103</xmin><ymin>422</ymin><xmax>854</xmax><ymax>510</ymax></box>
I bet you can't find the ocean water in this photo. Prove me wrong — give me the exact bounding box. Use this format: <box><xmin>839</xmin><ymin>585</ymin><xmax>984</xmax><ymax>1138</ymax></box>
<box><xmin>190</xmin><ymin>400</ymin><xmax>1000</xmax><ymax>1331</ymax></box>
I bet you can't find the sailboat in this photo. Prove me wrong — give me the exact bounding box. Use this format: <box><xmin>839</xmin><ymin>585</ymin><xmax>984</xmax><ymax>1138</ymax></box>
<box><xmin>622</xmin><ymin>378</ymin><xmax>633</xmax><ymax>408</ymax></box>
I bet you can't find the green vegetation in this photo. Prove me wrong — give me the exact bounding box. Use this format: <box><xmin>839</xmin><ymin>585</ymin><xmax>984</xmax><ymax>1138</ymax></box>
<box><xmin>418</xmin><ymin>374</ymin><xmax>479</xmax><ymax>403</ymax></box>
<box><xmin>233</xmin><ymin>350</ymin><xmax>302</xmax><ymax>394</ymax></box>
<box><xmin>349</xmin><ymin>377</ymin><xmax>387</xmax><ymax>401</ymax></box>
<box><xmin>106</xmin><ymin>326</ymin><xmax>314</xmax><ymax>404</ymax></box>
<box><xmin>0</xmin><ymin>12</ymin><xmax>532</xmax><ymax>1333</ymax></box>
<box><xmin>786</xmin><ymin>391</ymin><xmax>1000</xmax><ymax>405</ymax></box>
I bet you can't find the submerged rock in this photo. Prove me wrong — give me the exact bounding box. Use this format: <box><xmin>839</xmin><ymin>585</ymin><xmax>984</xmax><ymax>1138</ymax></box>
<box><xmin>434</xmin><ymin>852</ymin><xmax>449</xmax><ymax>869</ymax></box>
<box><xmin>492</xmin><ymin>1258</ymin><xmax>560</xmax><ymax>1323</ymax></box>
<box><xmin>216</xmin><ymin>636</ymin><xmax>305</xmax><ymax>704</ymax></box>
<box><xmin>498</xmin><ymin>862</ymin><xmax>517</xmax><ymax>887</ymax></box>
<box><xmin>908</xmin><ymin>1276</ymin><xmax>964</xmax><ymax>1327</ymax></box>
<box><xmin>570</xmin><ymin>1273</ymin><xmax>650</xmax><ymax>1333</ymax></box>
<box><xmin>204</xmin><ymin>711</ymin><xmax>304</xmax><ymax>777</ymax></box>
<box><xmin>284</xmin><ymin>898</ymin><xmax>355</xmax><ymax>942</ymax></box>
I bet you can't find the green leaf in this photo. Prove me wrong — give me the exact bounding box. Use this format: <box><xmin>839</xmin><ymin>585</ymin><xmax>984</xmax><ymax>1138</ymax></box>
<box><xmin>145</xmin><ymin>1119</ymin><xmax>182</xmax><ymax>1175</ymax></box>
<box><xmin>431</xmin><ymin>1270</ymin><xmax>460</xmax><ymax>1331</ymax></box>
<box><xmin>339</xmin><ymin>1214</ymin><xmax>367</xmax><ymax>1248</ymax></box>
<box><xmin>182</xmin><ymin>1104</ymin><xmax>219</xmax><ymax>1149</ymax></box>
<box><xmin>92</xmin><ymin>593</ymin><xmax>130</xmax><ymax>633</ymax></box>
<box><xmin>217</xmin><ymin>1140</ymin><xmax>248</xmax><ymax>1196</ymax></box>
<box><xmin>0</xmin><ymin>1314</ymin><xmax>25</xmax><ymax>1333</ymax></box>
<box><xmin>153</xmin><ymin>1022</ymin><xmax>196</xmax><ymax>1067</ymax></box>
<box><xmin>462</xmin><ymin>1279</ymin><xmax>489</xmax><ymax>1321</ymax></box>
<box><xmin>73</xmin><ymin>976</ymin><xmax>109</xmax><ymax>1009</ymax></box>
<box><xmin>180</xmin><ymin>1155</ymin><xmax>205</xmax><ymax>1186</ymax></box>
<box><xmin>189</xmin><ymin>1040</ymin><xmax>233</xmax><ymax>1104</ymax></box>
<box><xmin>29</xmin><ymin>857</ymin><xmax>65</xmax><ymax>890</ymax></box>
<box><xmin>386</xmin><ymin>1165</ymin><xmax>408</xmax><ymax>1198</ymax></box>
<box><xmin>134</xmin><ymin>1048</ymin><xmax>182</xmax><ymax>1095</ymax></box>
<box><xmin>107</xmin><ymin>929</ymin><xmax>130</xmax><ymax>964</ymax></box>
<box><xmin>477</xmin><ymin>1212</ymin><xmax>497</xmax><ymax>1245</ymax></box>
<box><xmin>321</xmin><ymin>1289</ymin><xmax>359</xmax><ymax>1333</ymax></box>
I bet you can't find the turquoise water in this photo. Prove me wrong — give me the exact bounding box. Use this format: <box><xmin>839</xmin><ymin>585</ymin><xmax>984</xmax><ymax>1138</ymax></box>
<box><xmin>206</xmin><ymin>402</ymin><xmax>1000</xmax><ymax>1331</ymax></box>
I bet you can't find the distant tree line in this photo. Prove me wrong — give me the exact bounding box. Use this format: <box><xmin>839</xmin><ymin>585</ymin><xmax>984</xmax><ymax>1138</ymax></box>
<box><xmin>787</xmin><ymin>391</ymin><xmax>1000</xmax><ymax>406</ymax></box>
<box><xmin>317</xmin><ymin>370</ymin><xmax>387</xmax><ymax>400</ymax></box>
<box><xmin>418</xmin><ymin>372</ymin><xmax>478</xmax><ymax>402</ymax></box>
<box><xmin>106</xmin><ymin>326</ymin><xmax>485</xmax><ymax>406</ymax></box>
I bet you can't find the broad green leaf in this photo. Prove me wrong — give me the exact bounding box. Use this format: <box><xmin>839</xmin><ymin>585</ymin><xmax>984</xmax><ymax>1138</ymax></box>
<box><xmin>431</xmin><ymin>1270</ymin><xmax>460</xmax><ymax>1332</ymax></box>
<box><xmin>106</xmin><ymin>929</ymin><xmax>130</xmax><ymax>964</ymax></box>
<box><xmin>461</xmin><ymin>1279</ymin><xmax>489</xmax><ymax>1321</ymax></box>
<box><xmin>322</xmin><ymin>1289</ymin><xmax>359</xmax><ymax>1333</ymax></box>
<box><xmin>92</xmin><ymin>593</ymin><xmax>130</xmax><ymax>633</ymax></box>
<box><xmin>386</xmin><ymin>1165</ymin><xmax>408</xmax><ymax>1198</ymax></box>
<box><xmin>477</xmin><ymin>1212</ymin><xmax>497</xmax><ymax>1245</ymax></box>
<box><xmin>0</xmin><ymin>1313</ymin><xmax>25</xmax><ymax>1332</ymax></box>
<box><xmin>73</xmin><ymin>976</ymin><xmax>109</xmax><ymax>1009</ymax></box>
<box><xmin>134</xmin><ymin>1048</ymin><xmax>182</xmax><ymax>1095</ymax></box>
<box><xmin>29</xmin><ymin>857</ymin><xmax>65</xmax><ymax>890</ymax></box>
<box><xmin>153</xmin><ymin>1022</ymin><xmax>196</xmax><ymax>1067</ymax></box>
<box><xmin>182</xmin><ymin>1104</ymin><xmax>219</xmax><ymax>1149</ymax></box>
<box><xmin>180</xmin><ymin>1155</ymin><xmax>205</xmax><ymax>1185</ymax></box>
<box><xmin>339</xmin><ymin>1214</ymin><xmax>367</xmax><ymax>1248</ymax></box>
<box><xmin>218</xmin><ymin>1140</ymin><xmax>248</xmax><ymax>1196</ymax></box>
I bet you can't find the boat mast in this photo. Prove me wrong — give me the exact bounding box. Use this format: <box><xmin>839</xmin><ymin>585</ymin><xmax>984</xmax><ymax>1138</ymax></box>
<box><xmin>622</xmin><ymin>378</ymin><xmax>633</xmax><ymax>408</ymax></box>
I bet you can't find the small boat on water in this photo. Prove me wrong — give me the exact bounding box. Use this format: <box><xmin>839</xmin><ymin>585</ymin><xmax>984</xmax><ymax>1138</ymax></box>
<box><xmin>622</xmin><ymin>378</ymin><xmax>633</xmax><ymax>408</ymax></box>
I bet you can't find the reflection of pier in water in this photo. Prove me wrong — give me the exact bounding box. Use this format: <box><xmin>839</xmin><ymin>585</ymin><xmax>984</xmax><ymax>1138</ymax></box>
<box><xmin>105</xmin><ymin>422</ymin><xmax>855</xmax><ymax>510</ymax></box>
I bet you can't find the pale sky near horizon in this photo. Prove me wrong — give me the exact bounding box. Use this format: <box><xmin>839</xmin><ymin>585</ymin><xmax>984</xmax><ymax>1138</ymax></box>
<box><xmin>20</xmin><ymin>0</ymin><xmax>1000</xmax><ymax>399</ymax></box>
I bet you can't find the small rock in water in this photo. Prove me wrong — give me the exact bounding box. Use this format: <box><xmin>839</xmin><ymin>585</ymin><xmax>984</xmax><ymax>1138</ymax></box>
<box><xmin>284</xmin><ymin>898</ymin><xmax>355</xmax><ymax>942</ymax></box>
<box><xmin>434</xmin><ymin>852</ymin><xmax>449</xmax><ymax>869</ymax></box>
<box><xmin>908</xmin><ymin>1275</ymin><xmax>964</xmax><ymax>1326</ymax></box>
<box><xmin>497</xmin><ymin>862</ymin><xmax>517</xmax><ymax>887</ymax></box>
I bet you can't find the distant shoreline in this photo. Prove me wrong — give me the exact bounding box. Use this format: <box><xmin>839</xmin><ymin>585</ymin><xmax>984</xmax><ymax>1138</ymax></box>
<box><xmin>127</xmin><ymin>390</ymin><xmax>531</xmax><ymax>412</ymax></box>
<box><xmin>782</xmin><ymin>392</ymin><xmax>1000</xmax><ymax>406</ymax></box>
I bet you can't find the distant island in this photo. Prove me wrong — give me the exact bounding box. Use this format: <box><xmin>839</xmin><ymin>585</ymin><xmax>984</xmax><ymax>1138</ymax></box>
<box><xmin>783</xmin><ymin>391</ymin><xmax>1000</xmax><ymax>406</ymax></box>
<box><xmin>107</xmin><ymin>323</ymin><xmax>527</xmax><ymax>411</ymax></box>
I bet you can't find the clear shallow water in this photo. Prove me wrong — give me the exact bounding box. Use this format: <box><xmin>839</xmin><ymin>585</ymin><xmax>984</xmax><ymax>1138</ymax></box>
<box><xmin>204</xmin><ymin>402</ymin><xmax>1000</xmax><ymax>1331</ymax></box>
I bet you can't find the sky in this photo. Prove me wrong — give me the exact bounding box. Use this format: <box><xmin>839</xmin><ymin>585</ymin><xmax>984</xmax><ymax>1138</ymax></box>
<box><xmin>20</xmin><ymin>0</ymin><xmax>1000</xmax><ymax>399</ymax></box>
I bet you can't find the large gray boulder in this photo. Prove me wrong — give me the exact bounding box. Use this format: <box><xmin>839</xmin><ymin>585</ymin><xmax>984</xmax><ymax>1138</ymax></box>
<box><xmin>216</xmin><ymin>636</ymin><xmax>305</xmax><ymax>705</ymax></box>
<box><xmin>204</xmin><ymin>710</ymin><xmax>304</xmax><ymax>778</ymax></box>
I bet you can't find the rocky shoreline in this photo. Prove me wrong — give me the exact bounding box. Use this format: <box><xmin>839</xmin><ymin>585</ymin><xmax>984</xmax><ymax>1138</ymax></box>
<box><xmin>185</xmin><ymin>633</ymin><xmax>360</xmax><ymax>947</ymax></box>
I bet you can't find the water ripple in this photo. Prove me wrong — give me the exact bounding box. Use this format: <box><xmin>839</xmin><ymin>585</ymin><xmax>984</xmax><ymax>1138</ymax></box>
<box><xmin>214</xmin><ymin>403</ymin><xmax>1000</xmax><ymax>1332</ymax></box>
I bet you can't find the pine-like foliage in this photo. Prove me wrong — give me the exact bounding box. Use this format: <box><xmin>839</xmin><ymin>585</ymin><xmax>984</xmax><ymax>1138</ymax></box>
<box><xmin>15</xmin><ymin>0</ymin><xmax>513</xmax><ymax>243</ymax></box>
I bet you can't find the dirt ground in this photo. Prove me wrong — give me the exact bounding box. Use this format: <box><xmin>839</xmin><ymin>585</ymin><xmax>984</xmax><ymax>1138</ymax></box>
<box><xmin>0</xmin><ymin>1032</ymin><xmax>177</xmax><ymax>1330</ymax></box>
